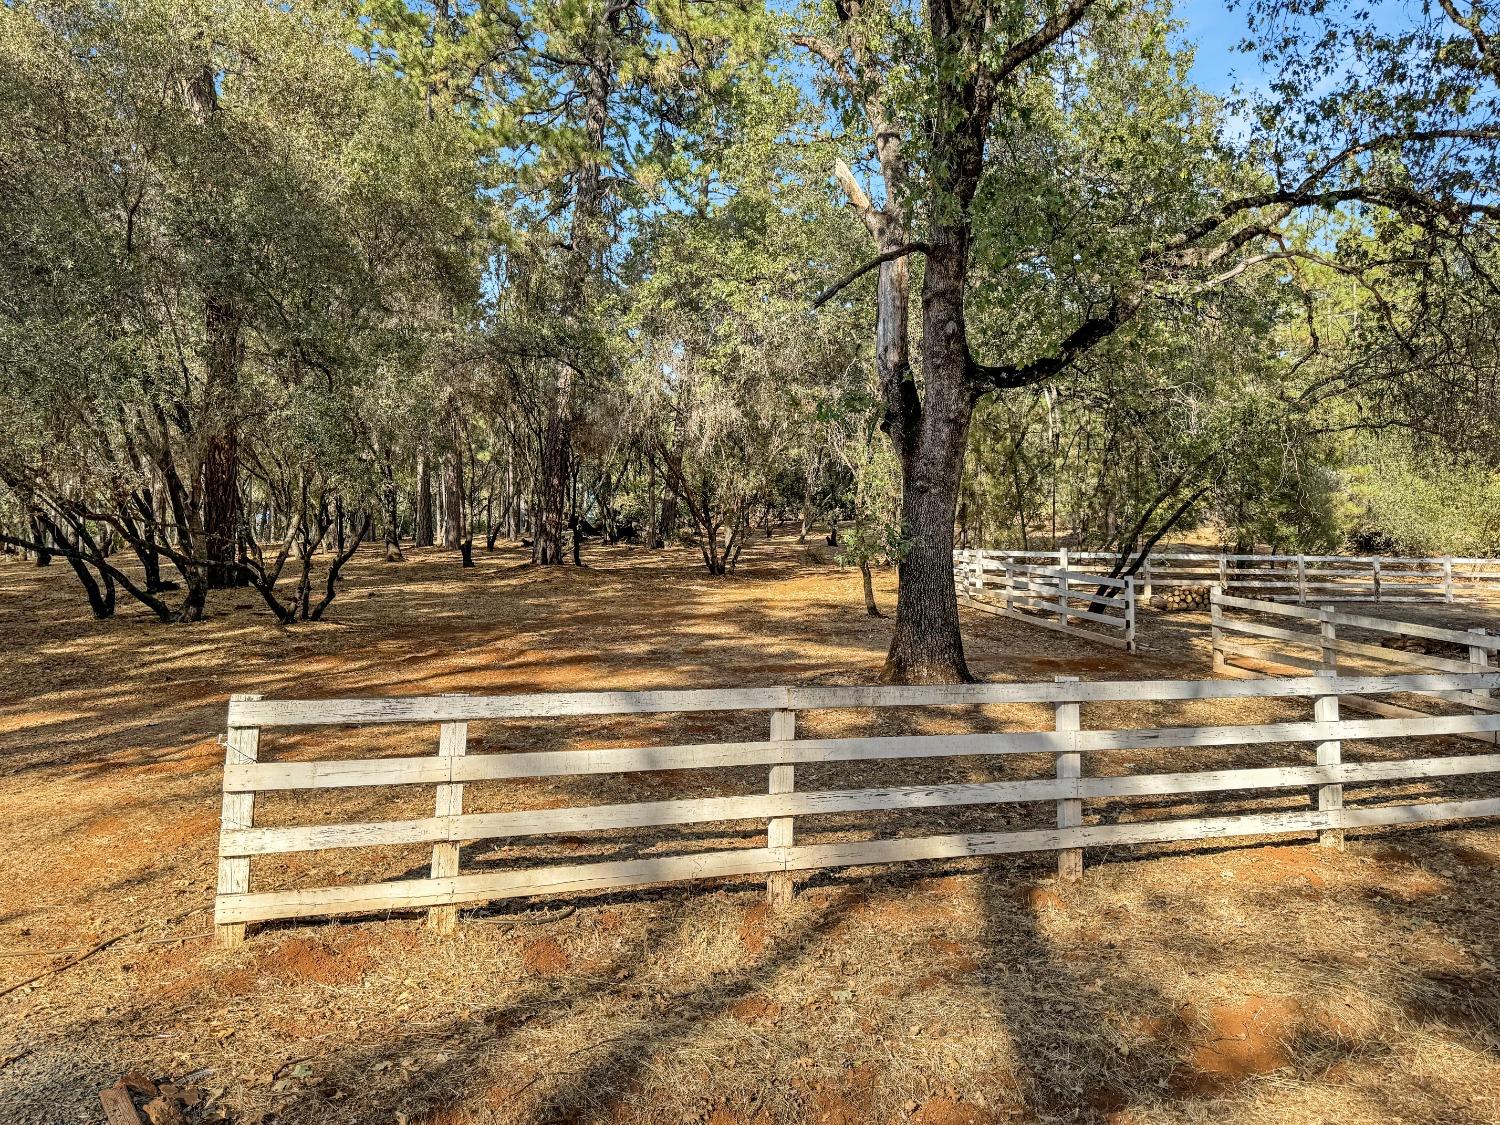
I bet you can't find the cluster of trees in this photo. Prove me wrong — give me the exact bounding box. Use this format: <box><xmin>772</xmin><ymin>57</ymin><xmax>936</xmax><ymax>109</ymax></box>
<box><xmin>5</xmin><ymin>0</ymin><xmax>1500</xmax><ymax>682</ymax></box>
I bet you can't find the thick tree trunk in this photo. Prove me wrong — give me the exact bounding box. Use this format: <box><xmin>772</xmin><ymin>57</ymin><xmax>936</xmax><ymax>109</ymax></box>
<box><xmin>881</xmin><ymin>242</ymin><xmax>974</xmax><ymax>684</ymax></box>
<box><xmin>381</xmin><ymin>468</ymin><xmax>404</xmax><ymax>562</ymax></box>
<box><xmin>29</xmin><ymin>512</ymin><xmax>52</xmax><ymax>566</ymax></box>
<box><xmin>201</xmin><ymin>378</ymin><xmax>241</xmax><ymax>589</ymax></box>
<box><xmin>441</xmin><ymin>448</ymin><xmax>462</xmax><ymax>550</ymax></box>
<box><xmin>535</xmin><ymin>417</ymin><xmax>569</xmax><ymax>564</ymax></box>
<box><xmin>186</xmin><ymin>61</ymin><xmax>244</xmax><ymax>592</ymax></box>
<box><xmin>414</xmin><ymin>455</ymin><xmax>434</xmax><ymax>547</ymax></box>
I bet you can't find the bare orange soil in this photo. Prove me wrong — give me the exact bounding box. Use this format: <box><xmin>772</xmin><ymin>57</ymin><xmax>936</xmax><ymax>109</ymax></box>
<box><xmin>1</xmin><ymin>536</ymin><xmax>1498</xmax><ymax>1125</ymax></box>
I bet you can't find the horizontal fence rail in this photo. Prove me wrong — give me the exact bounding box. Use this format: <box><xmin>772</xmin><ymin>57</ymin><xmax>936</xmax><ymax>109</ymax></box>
<box><xmin>1210</xmin><ymin>588</ymin><xmax>1499</xmax><ymax>743</ymax></box>
<box><xmin>960</xmin><ymin>548</ymin><xmax>1500</xmax><ymax>605</ymax></box>
<box><xmin>217</xmin><ymin>673</ymin><xmax>1500</xmax><ymax>944</ymax></box>
<box><xmin>954</xmin><ymin>549</ymin><xmax>1136</xmax><ymax>652</ymax></box>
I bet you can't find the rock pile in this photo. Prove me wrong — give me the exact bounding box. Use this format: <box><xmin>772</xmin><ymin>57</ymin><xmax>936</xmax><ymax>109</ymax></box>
<box><xmin>1150</xmin><ymin>586</ymin><xmax>1212</xmax><ymax>612</ymax></box>
<box><xmin>1379</xmin><ymin>636</ymin><xmax>1467</xmax><ymax>658</ymax></box>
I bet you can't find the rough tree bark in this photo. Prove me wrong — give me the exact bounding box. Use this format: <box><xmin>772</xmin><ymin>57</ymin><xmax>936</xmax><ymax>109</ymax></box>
<box><xmin>797</xmin><ymin>1</ymin><xmax>1100</xmax><ymax>682</ymax></box>
<box><xmin>441</xmin><ymin>447</ymin><xmax>463</xmax><ymax>551</ymax></box>
<box><xmin>184</xmin><ymin>62</ymin><xmax>244</xmax><ymax>590</ymax></box>
<box><xmin>414</xmin><ymin>454</ymin><xmax>434</xmax><ymax>547</ymax></box>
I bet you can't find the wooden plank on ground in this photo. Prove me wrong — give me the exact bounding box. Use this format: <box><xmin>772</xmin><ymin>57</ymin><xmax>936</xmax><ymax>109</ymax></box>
<box><xmin>99</xmin><ymin>1085</ymin><xmax>143</xmax><ymax>1125</ymax></box>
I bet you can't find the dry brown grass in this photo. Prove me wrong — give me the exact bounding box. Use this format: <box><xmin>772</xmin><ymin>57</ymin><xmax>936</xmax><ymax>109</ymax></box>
<box><xmin>2</xmin><ymin>535</ymin><xmax>1499</xmax><ymax>1125</ymax></box>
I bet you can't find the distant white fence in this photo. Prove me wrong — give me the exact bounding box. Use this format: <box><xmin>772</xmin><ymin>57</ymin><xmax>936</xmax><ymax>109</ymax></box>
<box><xmin>966</xmin><ymin>548</ymin><xmax>1500</xmax><ymax>604</ymax></box>
<box><xmin>954</xmin><ymin>549</ymin><xmax>1137</xmax><ymax>652</ymax></box>
<box><xmin>1210</xmin><ymin>589</ymin><xmax>1500</xmax><ymax>742</ymax></box>
<box><xmin>217</xmin><ymin>674</ymin><xmax>1500</xmax><ymax>942</ymax></box>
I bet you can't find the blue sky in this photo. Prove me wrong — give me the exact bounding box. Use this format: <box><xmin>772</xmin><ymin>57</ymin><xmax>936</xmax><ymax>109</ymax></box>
<box><xmin>1173</xmin><ymin>0</ymin><xmax>1260</xmax><ymax>94</ymax></box>
<box><xmin>1173</xmin><ymin>0</ymin><xmax>1425</xmax><ymax>95</ymax></box>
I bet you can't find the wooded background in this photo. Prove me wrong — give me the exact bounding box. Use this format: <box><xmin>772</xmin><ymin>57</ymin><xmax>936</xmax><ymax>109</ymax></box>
<box><xmin>5</xmin><ymin>0</ymin><xmax>1500</xmax><ymax>681</ymax></box>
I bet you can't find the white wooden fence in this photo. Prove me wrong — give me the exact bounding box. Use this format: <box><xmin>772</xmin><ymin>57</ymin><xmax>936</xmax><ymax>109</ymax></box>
<box><xmin>216</xmin><ymin>674</ymin><xmax>1500</xmax><ymax>943</ymax></box>
<box><xmin>1210</xmin><ymin>589</ymin><xmax>1500</xmax><ymax>742</ymax></box>
<box><xmin>966</xmin><ymin>548</ymin><xmax>1500</xmax><ymax>604</ymax></box>
<box><xmin>954</xmin><ymin>549</ymin><xmax>1136</xmax><ymax>651</ymax></box>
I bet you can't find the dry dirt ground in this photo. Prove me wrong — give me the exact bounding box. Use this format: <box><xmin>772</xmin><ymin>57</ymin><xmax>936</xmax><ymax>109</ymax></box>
<box><xmin>2</xmin><ymin>535</ymin><xmax>1499</xmax><ymax>1125</ymax></box>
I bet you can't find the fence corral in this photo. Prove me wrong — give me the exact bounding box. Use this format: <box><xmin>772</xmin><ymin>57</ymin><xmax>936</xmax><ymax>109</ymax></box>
<box><xmin>967</xmin><ymin>548</ymin><xmax>1500</xmax><ymax>604</ymax></box>
<box><xmin>1210</xmin><ymin>589</ymin><xmax>1500</xmax><ymax>742</ymax></box>
<box><xmin>954</xmin><ymin>549</ymin><xmax>1137</xmax><ymax>651</ymax></box>
<box><xmin>217</xmin><ymin>675</ymin><xmax>1500</xmax><ymax>944</ymax></box>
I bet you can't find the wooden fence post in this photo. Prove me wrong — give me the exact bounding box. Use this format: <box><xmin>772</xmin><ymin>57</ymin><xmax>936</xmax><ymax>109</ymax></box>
<box><xmin>216</xmin><ymin>694</ymin><xmax>263</xmax><ymax>949</ymax></box>
<box><xmin>974</xmin><ymin>550</ymin><xmax>985</xmax><ymax>594</ymax></box>
<box><xmin>1373</xmin><ymin>557</ymin><xmax>1383</xmax><ymax>602</ymax></box>
<box><xmin>1002</xmin><ymin>558</ymin><xmax>1014</xmax><ymax>614</ymax></box>
<box><xmin>1218</xmin><ymin>553</ymin><xmax>1228</xmax><ymax>591</ymax></box>
<box><xmin>1209</xmin><ymin>586</ymin><xmax>1224</xmax><ymax>670</ymax></box>
<box><xmin>767</xmin><ymin>708</ymin><xmax>796</xmax><ymax>909</ymax></box>
<box><xmin>1314</xmin><ymin>687</ymin><xmax>1343</xmax><ymax>849</ymax></box>
<box><xmin>1058</xmin><ymin>548</ymin><xmax>1071</xmax><ymax>629</ymax></box>
<box><xmin>1444</xmin><ymin>558</ymin><xmax>1455</xmax><ymax>603</ymax></box>
<box><xmin>1296</xmin><ymin>556</ymin><xmax>1307</xmax><ymax>605</ymax></box>
<box><xmin>1469</xmin><ymin>628</ymin><xmax>1491</xmax><ymax>700</ymax></box>
<box><xmin>429</xmin><ymin>711</ymin><xmax>469</xmax><ymax>934</ymax></box>
<box><xmin>1123</xmin><ymin>577</ymin><xmax>1137</xmax><ymax>653</ymax></box>
<box><xmin>1054</xmin><ymin>676</ymin><xmax>1083</xmax><ymax>881</ymax></box>
<box><xmin>1319</xmin><ymin>606</ymin><xmax>1338</xmax><ymax>675</ymax></box>
<box><xmin>1142</xmin><ymin>557</ymin><xmax>1153</xmax><ymax>601</ymax></box>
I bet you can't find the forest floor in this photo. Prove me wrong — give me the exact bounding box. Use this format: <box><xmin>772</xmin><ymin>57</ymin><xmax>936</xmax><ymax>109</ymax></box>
<box><xmin>2</xmin><ymin>533</ymin><xmax>1499</xmax><ymax>1125</ymax></box>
